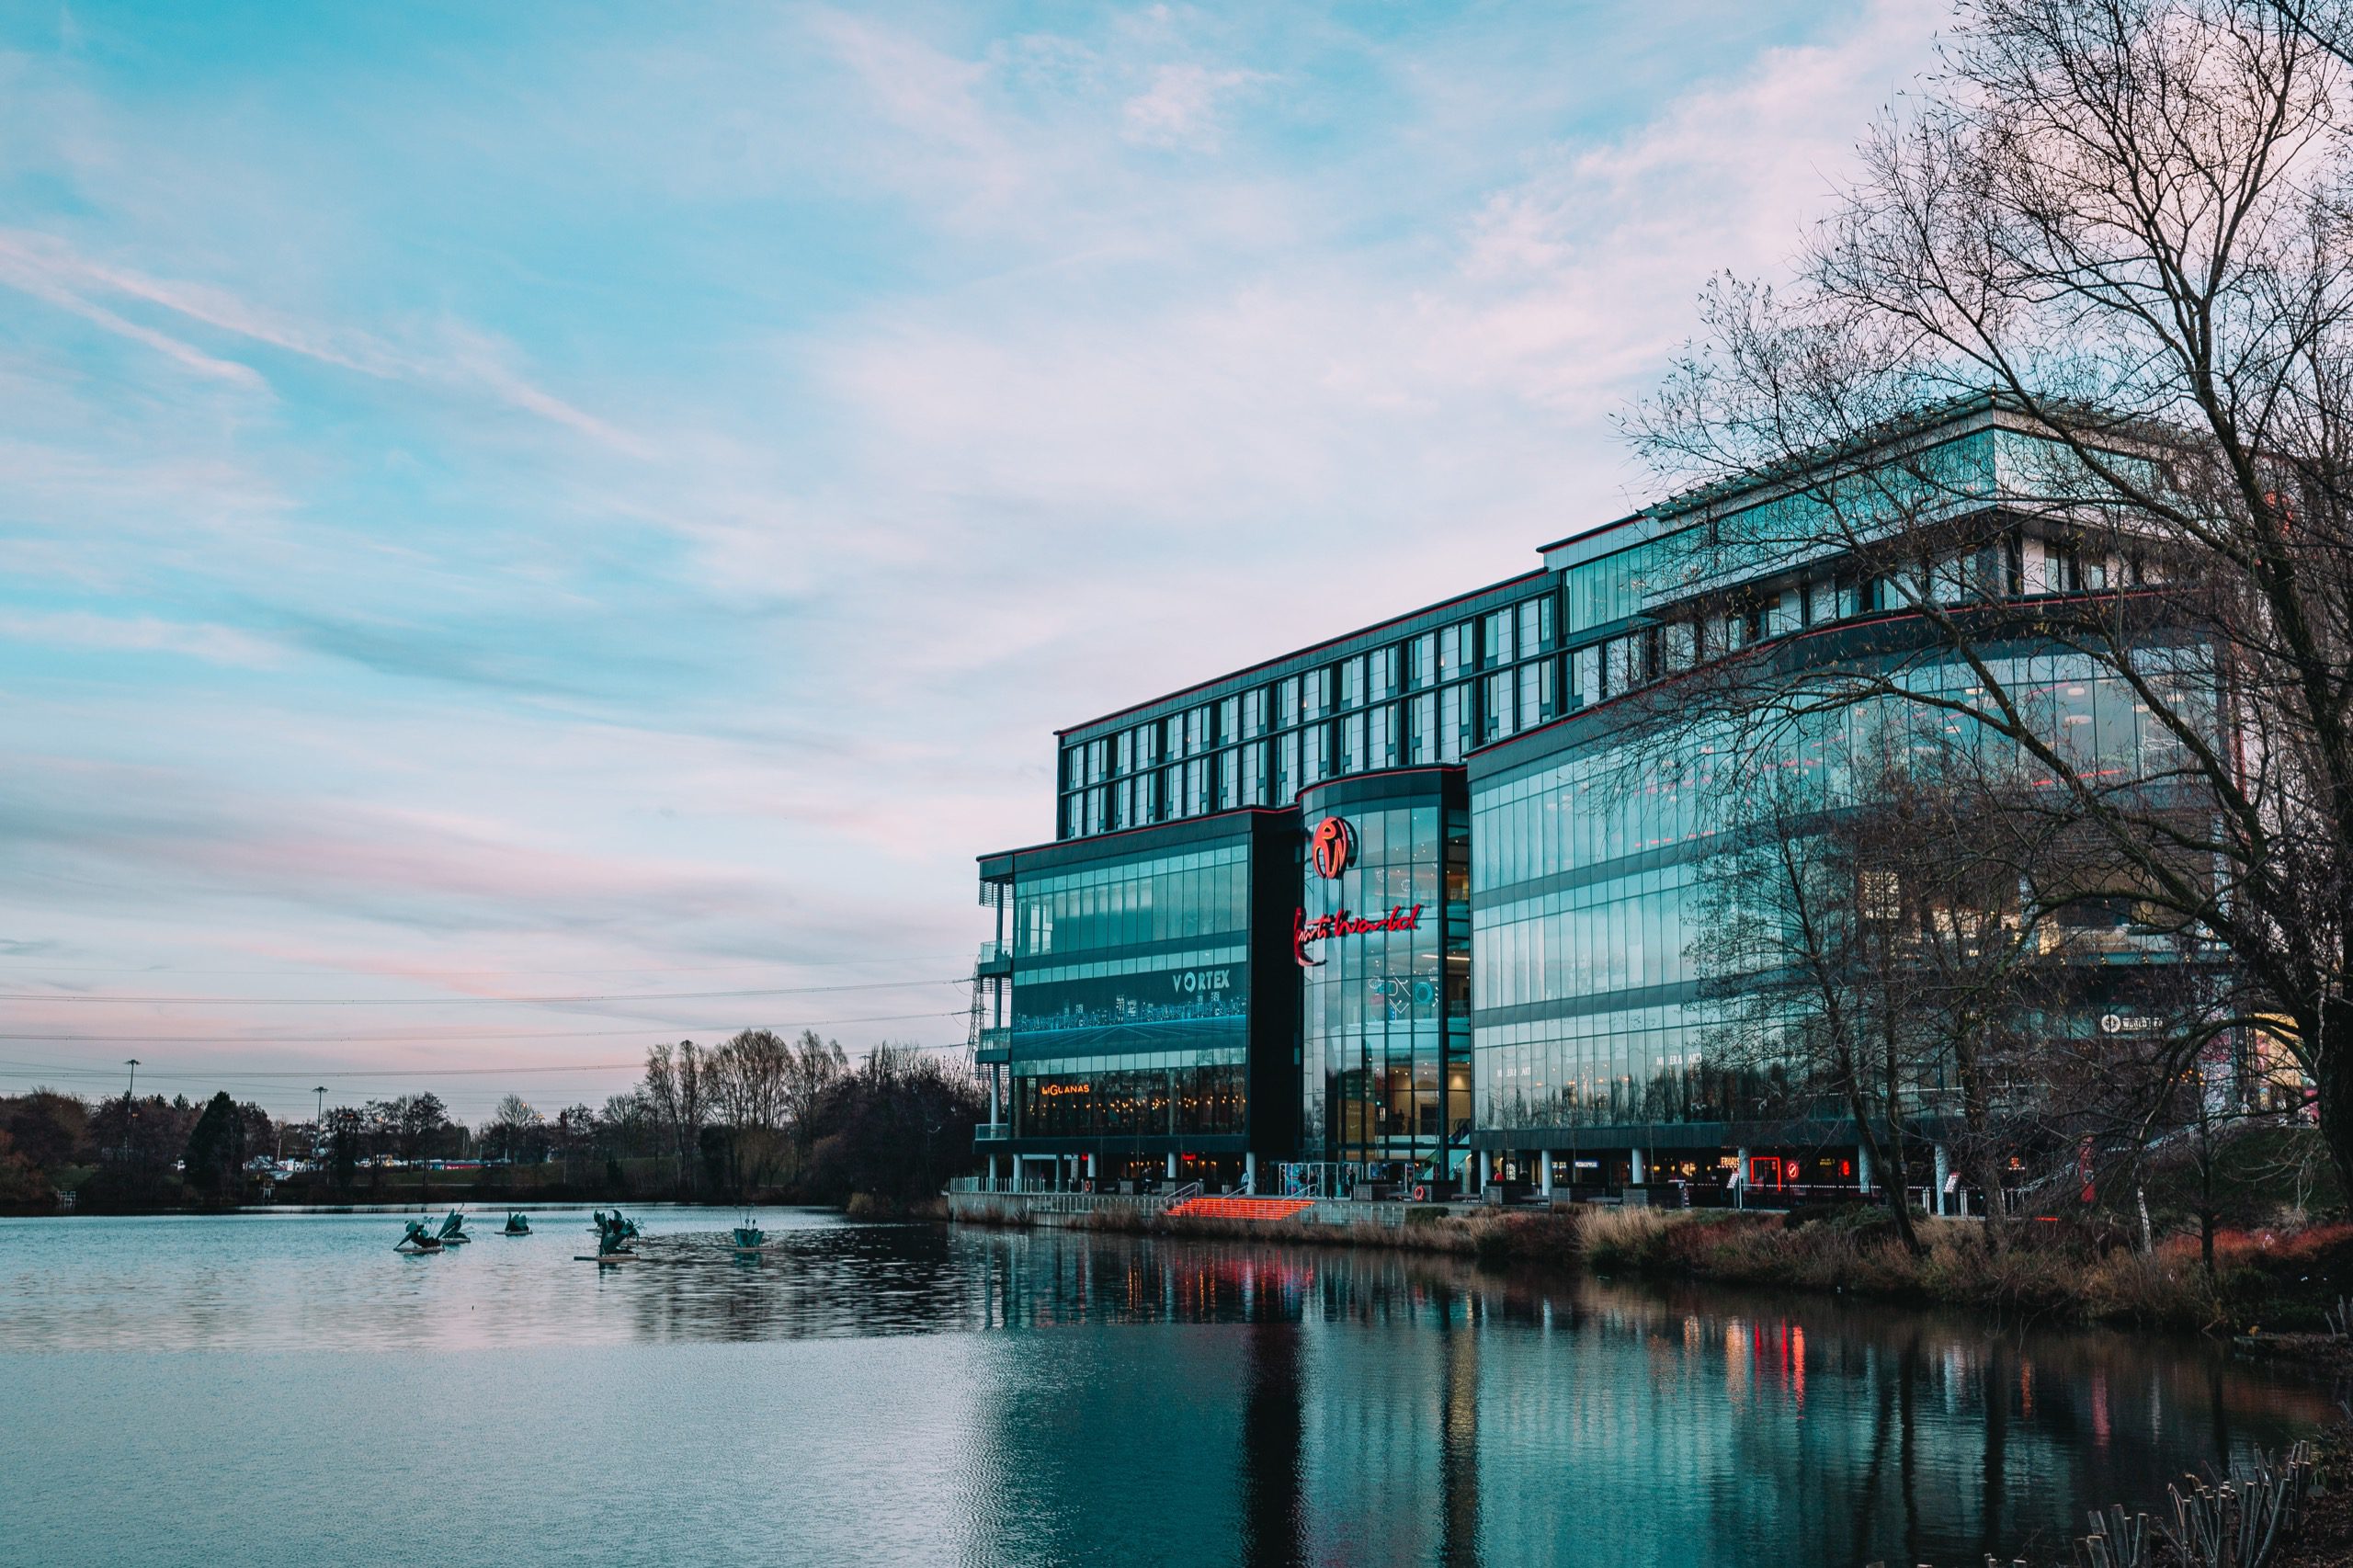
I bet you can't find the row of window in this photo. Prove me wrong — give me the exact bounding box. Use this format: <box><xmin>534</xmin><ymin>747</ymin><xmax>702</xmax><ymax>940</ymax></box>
<box><xmin>1015</xmin><ymin>1063</ymin><xmax>1248</xmax><ymax>1139</ymax></box>
<box><xmin>1059</xmin><ymin>596</ymin><xmax>1552</xmax><ymax>810</ymax></box>
<box><xmin>1015</xmin><ymin>846</ymin><xmax>1249</xmax><ymax>960</ymax></box>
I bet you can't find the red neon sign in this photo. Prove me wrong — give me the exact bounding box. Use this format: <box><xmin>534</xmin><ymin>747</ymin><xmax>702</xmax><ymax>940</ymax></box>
<box><xmin>1293</xmin><ymin>903</ymin><xmax>1423</xmax><ymax>967</ymax></box>
<box><xmin>1310</xmin><ymin>816</ymin><xmax>1354</xmax><ymax>880</ymax></box>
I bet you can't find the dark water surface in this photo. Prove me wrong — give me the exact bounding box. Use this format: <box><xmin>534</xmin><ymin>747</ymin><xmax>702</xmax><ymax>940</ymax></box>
<box><xmin>0</xmin><ymin>1208</ymin><xmax>2336</xmax><ymax>1567</ymax></box>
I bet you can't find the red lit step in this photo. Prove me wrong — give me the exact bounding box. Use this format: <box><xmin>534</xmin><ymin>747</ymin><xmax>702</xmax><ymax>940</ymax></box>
<box><xmin>1165</xmin><ymin>1197</ymin><xmax>1315</xmax><ymax>1221</ymax></box>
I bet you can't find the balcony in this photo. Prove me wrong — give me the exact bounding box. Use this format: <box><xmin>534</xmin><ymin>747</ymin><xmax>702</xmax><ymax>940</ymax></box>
<box><xmin>975</xmin><ymin>1026</ymin><xmax>1010</xmax><ymax>1064</ymax></box>
<box><xmin>973</xmin><ymin>1121</ymin><xmax>1012</xmax><ymax>1144</ymax></box>
<box><xmin>975</xmin><ymin>939</ymin><xmax>1012</xmax><ymax>978</ymax></box>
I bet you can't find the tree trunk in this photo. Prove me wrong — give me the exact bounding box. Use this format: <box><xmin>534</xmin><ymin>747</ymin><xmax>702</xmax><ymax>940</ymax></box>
<box><xmin>2313</xmin><ymin>996</ymin><xmax>2353</xmax><ymax>1210</ymax></box>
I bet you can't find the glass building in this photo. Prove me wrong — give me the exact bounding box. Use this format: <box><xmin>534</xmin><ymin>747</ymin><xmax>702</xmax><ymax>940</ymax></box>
<box><xmin>973</xmin><ymin>402</ymin><xmax>2211</xmax><ymax>1196</ymax></box>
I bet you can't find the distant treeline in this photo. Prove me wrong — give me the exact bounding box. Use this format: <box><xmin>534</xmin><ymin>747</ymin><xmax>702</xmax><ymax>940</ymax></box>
<box><xmin>0</xmin><ymin>1030</ymin><xmax>985</xmax><ymax>1214</ymax></box>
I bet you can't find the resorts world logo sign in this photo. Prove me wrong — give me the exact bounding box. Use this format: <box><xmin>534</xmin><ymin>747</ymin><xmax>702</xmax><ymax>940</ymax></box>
<box><xmin>1311</xmin><ymin>815</ymin><xmax>1354</xmax><ymax>879</ymax></box>
<box><xmin>1296</xmin><ymin>814</ymin><xmax>1419</xmax><ymax>967</ymax></box>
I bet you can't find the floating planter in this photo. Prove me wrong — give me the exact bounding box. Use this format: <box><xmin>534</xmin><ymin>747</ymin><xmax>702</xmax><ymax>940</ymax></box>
<box><xmin>501</xmin><ymin>1211</ymin><xmax>530</xmax><ymax>1236</ymax></box>
<box><xmin>393</xmin><ymin>1219</ymin><xmax>443</xmax><ymax>1255</ymax></box>
<box><xmin>577</xmin><ymin>1209</ymin><xmax>640</xmax><ymax>1263</ymax></box>
<box><xmin>729</xmin><ymin>1218</ymin><xmax>772</xmax><ymax>1257</ymax></box>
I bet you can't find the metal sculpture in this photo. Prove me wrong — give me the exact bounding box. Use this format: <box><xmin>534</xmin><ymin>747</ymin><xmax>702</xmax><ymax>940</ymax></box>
<box><xmin>502</xmin><ymin>1211</ymin><xmax>530</xmax><ymax>1236</ymax></box>
<box><xmin>435</xmin><ymin>1210</ymin><xmax>472</xmax><ymax>1245</ymax></box>
<box><xmin>393</xmin><ymin>1219</ymin><xmax>443</xmax><ymax>1254</ymax></box>
<box><xmin>730</xmin><ymin>1219</ymin><xmax>767</xmax><ymax>1256</ymax></box>
<box><xmin>589</xmin><ymin>1210</ymin><xmax>639</xmax><ymax>1256</ymax></box>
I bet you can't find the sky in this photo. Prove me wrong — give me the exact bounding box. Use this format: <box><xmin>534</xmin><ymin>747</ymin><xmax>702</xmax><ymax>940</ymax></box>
<box><xmin>0</xmin><ymin>0</ymin><xmax>1944</xmax><ymax>1125</ymax></box>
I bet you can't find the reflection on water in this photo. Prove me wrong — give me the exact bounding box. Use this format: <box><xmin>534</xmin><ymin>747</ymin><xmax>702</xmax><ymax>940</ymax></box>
<box><xmin>0</xmin><ymin>1210</ymin><xmax>2336</xmax><ymax>1567</ymax></box>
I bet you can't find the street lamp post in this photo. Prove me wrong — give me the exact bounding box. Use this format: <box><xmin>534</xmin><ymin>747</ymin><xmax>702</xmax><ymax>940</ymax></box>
<box><xmin>124</xmin><ymin>1059</ymin><xmax>140</xmax><ymax>1098</ymax></box>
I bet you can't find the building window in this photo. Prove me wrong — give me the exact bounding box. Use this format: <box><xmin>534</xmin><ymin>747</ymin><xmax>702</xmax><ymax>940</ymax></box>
<box><xmin>1408</xmin><ymin>693</ymin><xmax>1436</xmax><ymax>763</ymax></box>
<box><xmin>1407</xmin><ymin>632</ymin><xmax>1435</xmax><ymax>689</ymax></box>
<box><xmin>1370</xmin><ymin>702</ymin><xmax>1397</xmax><ymax>769</ymax></box>
<box><xmin>1303</xmin><ymin>723</ymin><xmax>1330</xmax><ymax>786</ymax></box>
<box><xmin>1218</xmin><ymin>695</ymin><xmax>1239</xmax><ymax>744</ymax></box>
<box><xmin>1369</xmin><ymin>644</ymin><xmax>1397</xmax><ymax>702</ymax></box>
<box><xmin>1338</xmin><ymin>655</ymin><xmax>1363</xmax><ymax>710</ymax></box>
<box><xmin>1276</xmin><ymin>731</ymin><xmax>1299</xmax><ymax>801</ymax></box>
<box><xmin>1518</xmin><ymin>595</ymin><xmax>1554</xmax><ymax>654</ymax></box>
<box><xmin>1572</xmin><ymin>643</ymin><xmax>1601</xmax><ymax>709</ymax></box>
<box><xmin>1240</xmin><ymin>741</ymin><xmax>1265</xmax><ymax>805</ymax></box>
<box><xmin>1241</xmin><ymin>687</ymin><xmax>1267</xmax><ymax>739</ymax></box>
<box><xmin>1483</xmin><ymin>671</ymin><xmax>1515</xmax><ymax>742</ymax></box>
<box><xmin>1215</xmin><ymin>747</ymin><xmax>1238</xmax><ymax>810</ymax></box>
<box><xmin>1302</xmin><ymin>667</ymin><xmax>1331</xmax><ymax>721</ymax></box>
<box><xmin>1483</xmin><ymin>608</ymin><xmax>1513</xmax><ymax>668</ymax></box>
<box><xmin>1187</xmin><ymin>757</ymin><xmax>1209</xmax><ymax>815</ymax></box>
<box><xmin>1276</xmin><ymin>676</ymin><xmax>1299</xmax><ymax>729</ymax></box>
<box><xmin>1518</xmin><ymin>658</ymin><xmax>1554</xmax><ymax>727</ymax></box>
<box><xmin>1341</xmin><ymin>711</ymin><xmax>1365</xmax><ymax>773</ymax></box>
<box><xmin>1663</xmin><ymin>620</ymin><xmax>1697</xmax><ymax>675</ymax></box>
<box><xmin>1439</xmin><ymin>685</ymin><xmax>1464</xmax><ymax>763</ymax></box>
<box><xmin>1605</xmin><ymin>636</ymin><xmax>1637</xmax><ymax>695</ymax></box>
<box><xmin>1439</xmin><ymin>622</ymin><xmax>1469</xmax><ymax>681</ymax></box>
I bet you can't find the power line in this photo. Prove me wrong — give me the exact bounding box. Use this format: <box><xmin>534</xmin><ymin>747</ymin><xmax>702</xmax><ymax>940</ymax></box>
<box><xmin>0</xmin><ymin>953</ymin><xmax>972</xmax><ymax>977</ymax></box>
<box><xmin>0</xmin><ymin>977</ymin><xmax>969</xmax><ymax>1006</ymax></box>
<box><xmin>0</xmin><ymin>1006</ymin><xmax>972</xmax><ymax>1047</ymax></box>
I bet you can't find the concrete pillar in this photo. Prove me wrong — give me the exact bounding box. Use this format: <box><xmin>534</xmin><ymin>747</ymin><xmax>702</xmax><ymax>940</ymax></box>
<box><xmin>1629</xmin><ymin>1146</ymin><xmax>1646</xmax><ymax>1186</ymax></box>
<box><xmin>1165</xmin><ymin>1151</ymin><xmax>1179</xmax><ymax>1180</ymax></box>
<box><xmin>1857</xmin><ymin>1139</ymin><xmax>1872</xmax><ymax>1194</ymax></box>
<box><xmin>1932</xmin><ymin>1144</ymin><xmax>1950</xmax><ymax>1217</ymax></box>
<box><xmin>1086</xmin><ymin>1153</ymin><xmax>1097</xmax><ymax>1183</ymax></box>
<box><xmin>987</xmin><ymin>1068</ymin><xmax>1000</xmax><ymax>1125</ymax></box>
<box><xmin>1245</xmin><ymin>1152</ymin><xmax>1257</xmax><ymax>1195</ymax></box>
<box><xmin>1539</xmin><ymin>1153</ymin><xmax>1554</xmax><ymax>1198</ymax></box>
<box><xmin>989</xmin><ymin>1153</ymin><xmax>1001</xmax><ymax>1187</ymax></box>
<box><xmin>1735</xmin><ymin>1147</ymin><xmax>1750</xmax><ymax>1210</ymax></box>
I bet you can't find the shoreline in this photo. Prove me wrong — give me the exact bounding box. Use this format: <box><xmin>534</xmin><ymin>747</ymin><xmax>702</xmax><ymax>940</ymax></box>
<box><xmin>952</xmin><ymin>1195</ymin><xmax>2353</xmax><ymax>1341</ymax></box>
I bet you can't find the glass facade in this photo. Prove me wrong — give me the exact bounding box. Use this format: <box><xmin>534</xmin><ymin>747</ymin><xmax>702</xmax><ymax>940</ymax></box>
<box><xmin>1300</xmin><ymin>794</ymin><xmax>1472</xmax><ymax>1165</ymax></box>
<box><xmin>1053</xmin><ymin>576</ymin><xmax>1560</xmax><ymax>841</ymax></box>
<box><xmin>1470</xmin><ymin>646</ymin><xmax>2209</xmax><ymax>1137</ymax></box>
<box><xmin>1009</xmin><ymin>840</ymin><xmax>1255</xmax><ymax>1142</ymax></box>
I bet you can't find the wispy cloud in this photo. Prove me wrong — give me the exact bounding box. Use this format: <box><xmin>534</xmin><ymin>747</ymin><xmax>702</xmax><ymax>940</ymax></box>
<box><xmin>0</xmin><ymin>0</ymin><xmax>1941</xmax><ymax>1107</ymax></box>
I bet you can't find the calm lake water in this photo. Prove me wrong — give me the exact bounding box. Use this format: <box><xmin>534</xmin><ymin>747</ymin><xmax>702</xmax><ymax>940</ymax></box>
<box><xmin>0</xmin><ymin>1208</ymin><xmax>2336</xmax><ymax>1567</ymax></box>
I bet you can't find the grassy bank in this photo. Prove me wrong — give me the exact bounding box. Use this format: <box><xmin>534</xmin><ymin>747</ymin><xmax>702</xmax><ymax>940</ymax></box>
<box><xmin>991</xmin><ymin>1199</ymin><xmax>2353</xmax><ymax>1333</ymax></box>
<box><xmin>1550</xmin><ymin>1205</ymin><xmax>2353</xmax><ymax>1332</ymax></box>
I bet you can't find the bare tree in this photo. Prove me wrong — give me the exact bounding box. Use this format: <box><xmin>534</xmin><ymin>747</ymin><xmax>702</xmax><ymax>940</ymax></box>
<box><xmin>1634</xmin><ymin>0</ymin><xmax>2353</xmax><ymax>1192</ymax></box>
<box><xmin>783</xmin><ymin>1029</ymin><xmax>847</xmax><ymax>1172</ymax></box>
<box><xmin>640</xmin><ymin>1040</ymin><xmax>707</xmax><ymax>1195</ymax></box>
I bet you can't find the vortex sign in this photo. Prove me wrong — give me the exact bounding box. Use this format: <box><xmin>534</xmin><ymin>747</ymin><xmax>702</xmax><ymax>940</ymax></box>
<box><xmin>1310</xmin><ymin>815</ymin><xmax>1354</xmax><ymax>880</ymax></box>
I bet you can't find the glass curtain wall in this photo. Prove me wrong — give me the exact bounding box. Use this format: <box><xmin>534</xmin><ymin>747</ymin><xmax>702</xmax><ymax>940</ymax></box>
<box><xmin>1470</xmin><ymin>646</ymin><xmax>2210</xmax><ymax>1134</ymax></box>
<box><xmin>1011</xmin><ymin>841</ymin><xmax>1252</xmax><ymax>1141</ymax></box>
<box><xmin>1301</xmin><ymin>802</ymin><xmax>1472</xmax><ymax>1165</ymax></box>
<box><xmin>1054</xmin><ymin>588</ymin><xmax>1562</xmax><ymax>842</ymax></box>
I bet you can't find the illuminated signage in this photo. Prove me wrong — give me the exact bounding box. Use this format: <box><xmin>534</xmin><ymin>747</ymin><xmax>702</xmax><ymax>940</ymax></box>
<box><xmin>1311</xmin><ymin>815</ymin><xmax>1355</xmax><ymax>879</ymax></box>
<box><xmin>1039</xmin><ymin>1082</ymin><xmax>1091</xmax><ymax>1097</ymax></box>
<box><xmin>1170</xmin><ymin>968</ymin><xmax>1233</xmax><ymax>994</ymax></box>
<box><xmin>1292</xmin><ymin>903</ymin><xmax>1423</xmax><ymax>967</ymax></box>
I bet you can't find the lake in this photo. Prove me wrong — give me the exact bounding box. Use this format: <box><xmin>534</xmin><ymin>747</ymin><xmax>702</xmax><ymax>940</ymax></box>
<box><xmin>0</xmin><ymin>1207</ymin><xmax>2336</xmax><ymax>1567</ymax></box>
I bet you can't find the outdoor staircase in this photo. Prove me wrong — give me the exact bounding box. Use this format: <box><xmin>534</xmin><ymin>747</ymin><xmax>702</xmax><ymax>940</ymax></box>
<box><xmin>1165</xmin><ymin>1196</ymin><xmax>1315</xmax><ymax>1221</ymax></box>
